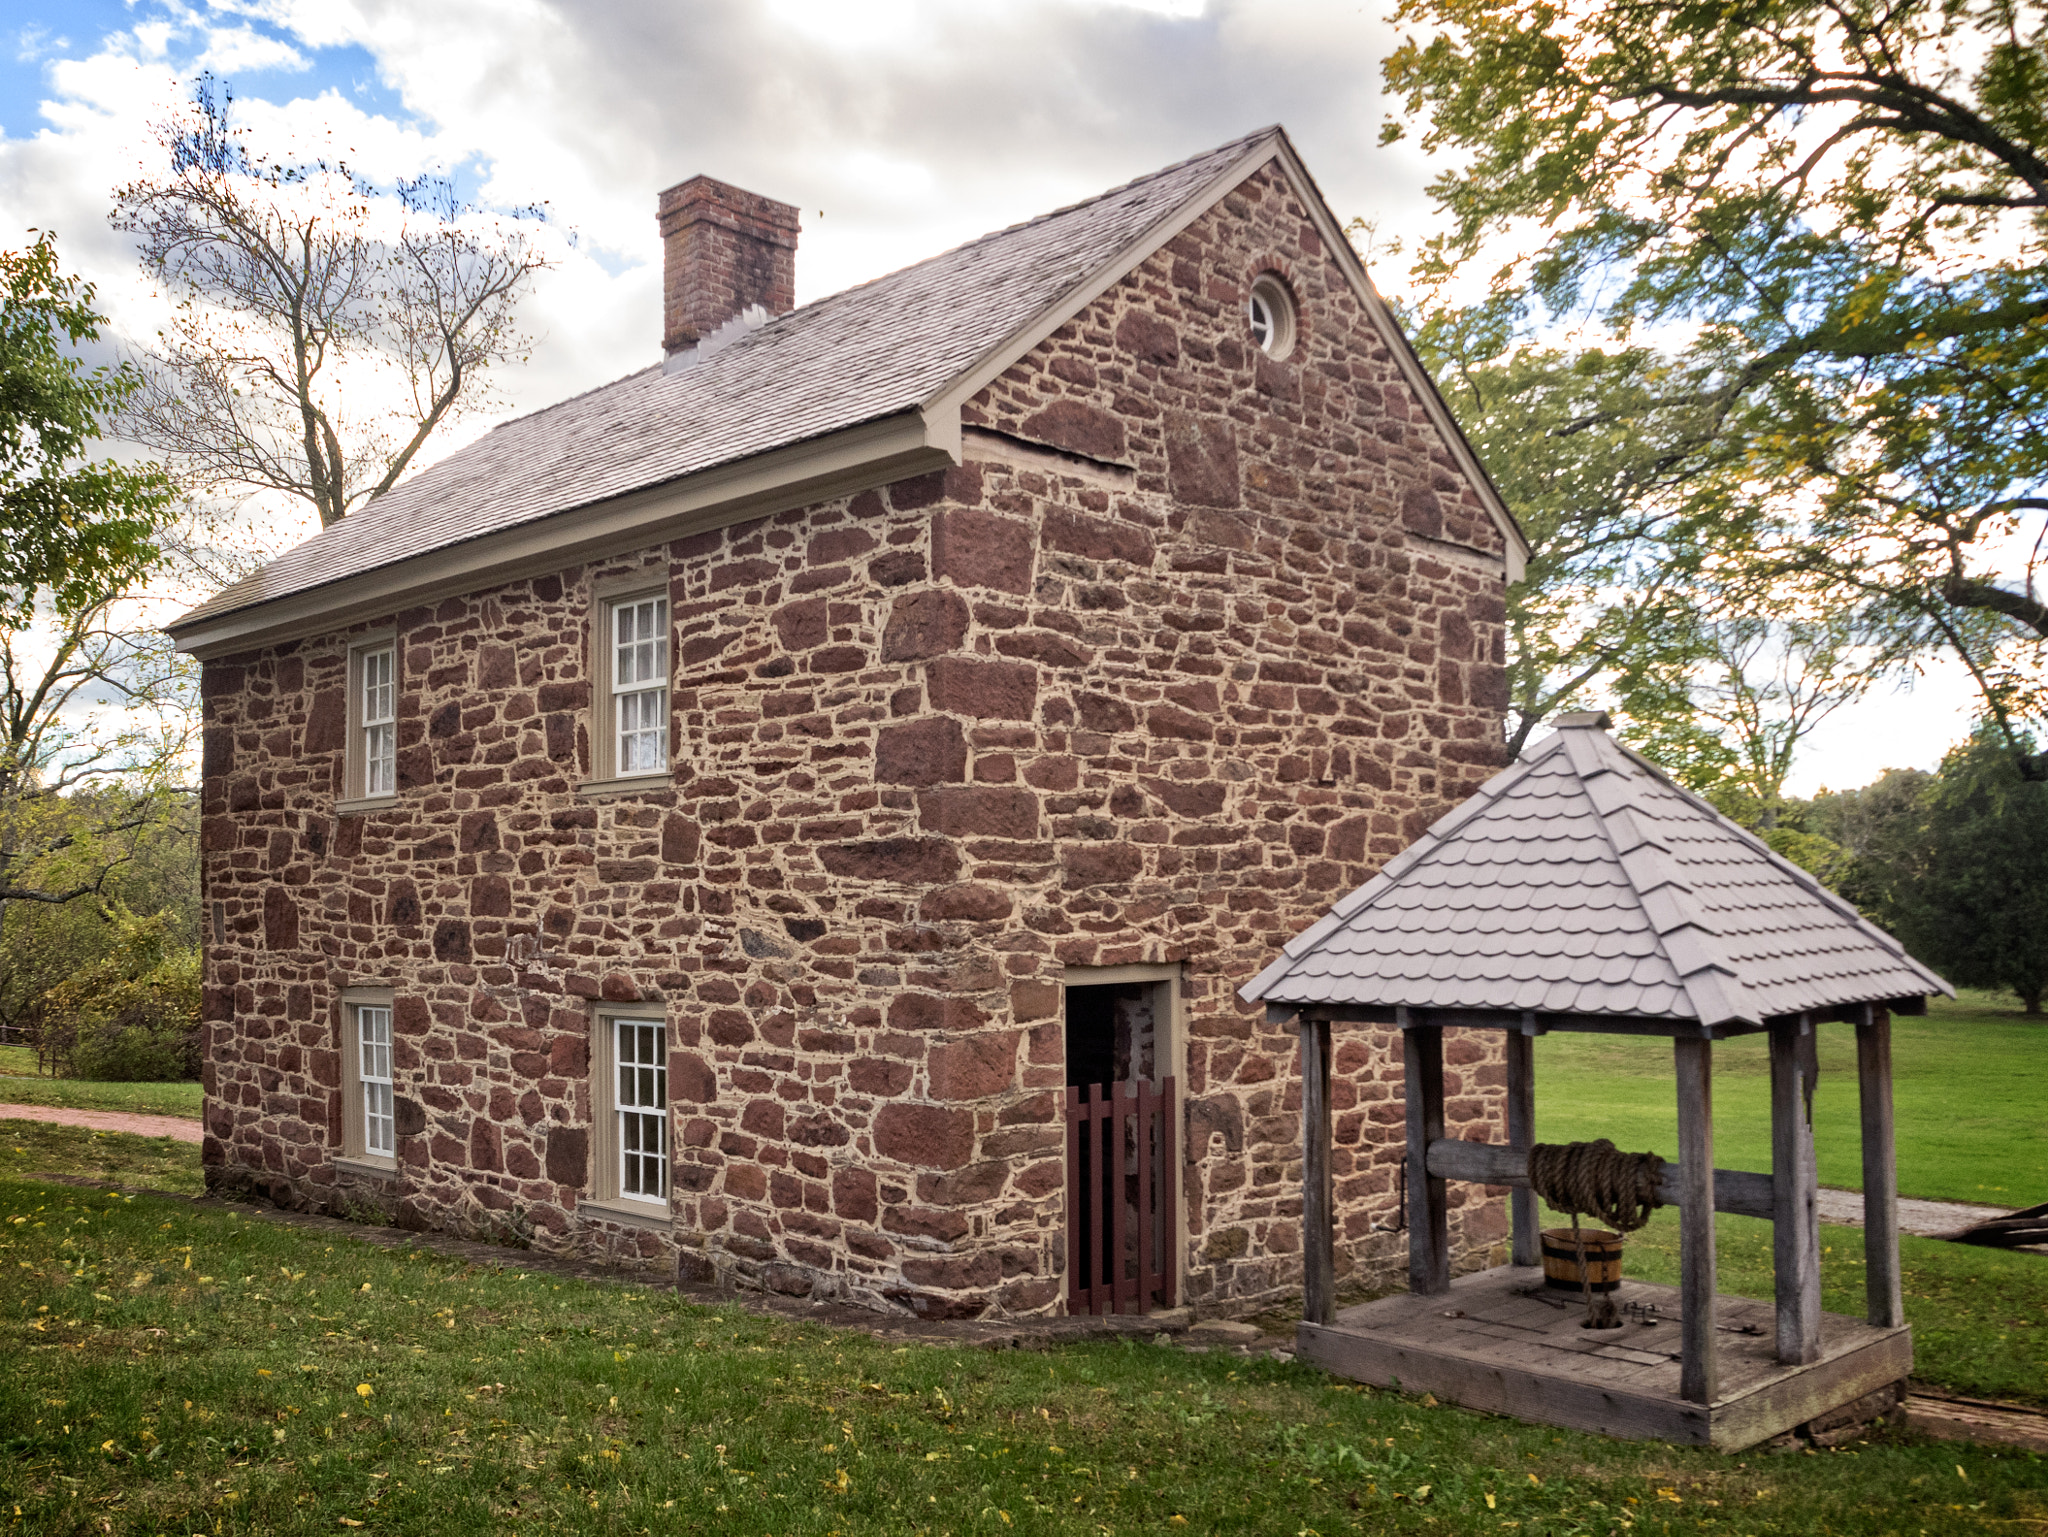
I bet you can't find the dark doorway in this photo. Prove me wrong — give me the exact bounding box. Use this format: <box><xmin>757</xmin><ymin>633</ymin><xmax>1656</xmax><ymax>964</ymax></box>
<box><xmin>1064</xmin><ymin>978</ymin><xmax>1176</xmax><ymax>1315</ymax></box>
<box><xmin>1064</xmin><ymin>981</ymin><xmax>1161</xmax><ymax>1092</ymax></box>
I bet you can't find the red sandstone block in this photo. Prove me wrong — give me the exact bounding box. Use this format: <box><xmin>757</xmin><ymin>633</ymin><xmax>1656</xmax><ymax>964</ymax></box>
<box><xmin>848</xmin><ymin>1057</ymin><xmax>913</xmax><ymax>1096</ymax></box>
<box><xmin>917</xmin><ymin>786</ymin><xmax>1039</xmax><ymax>841</ymax></box>
<box><xmin>882</xmin><ymin>1203</ymin><xmax>970</xmax><ymax>1243</ymax></box>
<box><xmin>872</xmin><ymin>1103</ymin><xmax>975</xmax><ymax>1169</ymax></box>
<box><xmin>926</xmin><ymin>1031</ymin><xmax>1020</xmax><ymax>1101</ymax></box>
<box><xmin>932</xmin><ymin>509</ymin><xmax>1033</xmax><ymax>595</ymax></box>
<box><xmin>881</xmin><ymin>588</ymin><xmax>970</xmax><ymax>661</ymax></box>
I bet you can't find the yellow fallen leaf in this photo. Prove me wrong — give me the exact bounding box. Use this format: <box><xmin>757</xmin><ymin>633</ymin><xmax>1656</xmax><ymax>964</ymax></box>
<box><xmin>257</xmin><ymin>1369</ymin><xmax>272</xmax><ymax>1378</ymax></box>
<box><xmin>1486</xmin><ymin>1492</ymin><xmax>1497</xmax><ymax>1509</ymax></box>
<box><xmin>339</xmin><ymin>1520</ymin><xmax>364</xmax><ymax>1528</ymax></box>
<box><xmin>356</xmin><ymin>1384</ymin><xmax>374</xmax><ymax>1399</ymax></box>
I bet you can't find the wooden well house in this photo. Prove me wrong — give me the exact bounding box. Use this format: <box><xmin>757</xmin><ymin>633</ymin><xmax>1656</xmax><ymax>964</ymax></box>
<box><xmin>1244</xmin><ymin>713</ymin><xmax>1950</xmax><ymax>1451</ymax></box>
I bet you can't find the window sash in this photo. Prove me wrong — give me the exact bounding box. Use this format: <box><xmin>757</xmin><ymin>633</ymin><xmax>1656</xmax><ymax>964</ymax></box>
<box><xmin>356</xmin><ymin>1005</ymin><xmax>394</xmax><ymax>1158</ymax></box>
<box><xmin>612</xmin><ymin>1018</ymin><xmax>666</xmax><ymax>1202</ymax></box>
<box><xmin>610</xmin><ymin>597</ymin><xmax>667</xmax><ymax>776</ymax></box>
<box><xmin>359</xmin><ymin>647</ymin><xmax>396</xmax><ymax>798</ymax></box>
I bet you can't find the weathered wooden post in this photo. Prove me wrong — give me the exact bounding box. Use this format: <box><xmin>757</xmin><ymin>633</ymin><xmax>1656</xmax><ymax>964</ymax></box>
<box><xmin>1674</xmin><ymin>1034</ymin><xmax>1718</xmax><ymax>1403</ymax></box>
<box><xmin>1770</xmin><ymin>1016</ymin><xmax>1822</xmax><ymax>1365</ymax></box>
<box><xmin>1402</xmin><ymin>1010</ymin><xmax>1450</xmax><ymax>1295</ymax></box>
<box><xmin>1300</xmin><ymin>1015</ymin><xmax>1335</xmax><ymax>1326</ymax></box>
<box><xmin>1507</xmin><ymin>1019</ymin><xmax>1538</xmax><ymax>1267</ymax></box>
<box><xmin>1857</xmin><ymin>1005</ymin><xmax>1905</xmax><ymax>1329</ymax></box>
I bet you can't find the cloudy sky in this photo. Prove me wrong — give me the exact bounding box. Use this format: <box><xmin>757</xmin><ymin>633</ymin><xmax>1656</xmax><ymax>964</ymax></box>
<box><xmin>0</xmin><ymin>0</ymin><xmax>1977</xmax><ymax>792</ymax></box>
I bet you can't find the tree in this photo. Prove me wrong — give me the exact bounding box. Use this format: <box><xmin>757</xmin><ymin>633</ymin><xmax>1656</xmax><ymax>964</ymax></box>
<box><xmin>112</xmin><ymin>76</ymin><xmax>557</xmax><ymax>530</ymax></box>
<box><xmin>0</xmin><ymin>234</ymin><xmax>183</xmax><ymax>918</ymax></box>
<box><xmin>1382</xmin><ymin>0</ymin><xmax>2048</xmax><ymax>773</ymax></box>
<box><xmin>1803</xmin><ymin>766</ymin><xmax>1934</xmax><ymax>928</ymax></box>
<box><xmin>0</xmin><ymin>235</ymin><xmax>189</xmax><ymax>1074</ymax></box>
<box><xmin>1406</xmin><ymin>302</ymin><xmax>1745</xmax><ymax>758</ymax></box>
<box><xmin>1890</xmin><ymin>726</ymin><xmax>2048</xmax><ymax>1014</ymax></box>
<box><xmin>0</xmin><ymin>235</ymin><xmax>171</xmax><ymax>620</ymax></box>
<box><xmin>1668</xmin><ymin>609</ymin><xmax>1900</xmax><ymax>825</ymax></box>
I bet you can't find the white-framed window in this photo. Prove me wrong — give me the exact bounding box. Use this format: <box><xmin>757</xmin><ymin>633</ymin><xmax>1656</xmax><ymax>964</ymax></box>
<box><xmin>361</xmin><ymin>647</ymin><xmax>396</xmax><ymax>795</ymax></box>
<box><xmin>344</xmin><ymin>635</ymin><xmax>398</xmax><ymax>806</ymax></box>
<box><xmin>339</xmin><ymin>988</ymin><xmax>398</xmax><ymax>1171</ymax></box>
<box><xmin>603</xmin><ymin>592</ymin><xmax>669</xmax><ymax>780</ymax></box>
<box><xmin>1247</xmin><ymin>272</ymin><xmax>1297</xmax><ymax>361</ymax></box>
<box><xmin>592</xmin><ymin>1011</ymin><xmax>668</xmax><ymax>1209</ymax></box>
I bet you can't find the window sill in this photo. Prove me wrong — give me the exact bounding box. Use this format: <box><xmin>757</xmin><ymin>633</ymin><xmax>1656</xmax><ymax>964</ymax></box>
<box><xmin>579</xmin><ymin>1197</ymin><xmax>672</xmax><ymax>1230</ymax></box>
<box><xmin>335</xmin><ymin>795</ymin><xmax>400</xmax><ymax>817</ymax></box>
<box><xmin>332</xmin><ymin>1154</ymin><xmax>398</xmax><ymax>1180</ymax></box>
<box><xmin>576</xmin><ymin>774</ymin><xmax>672</xmax><ymax>800</ymax></box>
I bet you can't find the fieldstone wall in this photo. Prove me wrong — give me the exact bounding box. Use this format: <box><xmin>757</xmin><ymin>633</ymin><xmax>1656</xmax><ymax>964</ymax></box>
<box><xmin>199</xmin><ymin>161</ymin><xmax>1513</xmax><ymax>1318</ymax></box>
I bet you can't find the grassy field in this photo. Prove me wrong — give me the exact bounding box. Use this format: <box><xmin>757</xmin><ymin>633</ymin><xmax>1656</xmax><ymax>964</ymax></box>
<box><xmin>1531</xmin><ymin>990</ymin><xmax>2047</xmax><ymax>1207</ymax></box>
<box><xmin>1</xmin><ymin>1161</ymin><xmax>2041</xmax><ymax>1537</ymax></box>
<box><xmin>2</xmin><ymin>1120</ymin><xmax>206</xmax><ymax>1195</ymax></box>
<box><xmin>0</xmin><ymin>1045</ymin><xmax>203</xmax><ymax>1120</ymax></box>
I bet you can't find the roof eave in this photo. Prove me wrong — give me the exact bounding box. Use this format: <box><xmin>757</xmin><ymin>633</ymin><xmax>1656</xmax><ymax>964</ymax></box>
<box><xmin>168</xmin><ymin>407</ymin><xmax>958</xmax><ymax>660</ymax></box>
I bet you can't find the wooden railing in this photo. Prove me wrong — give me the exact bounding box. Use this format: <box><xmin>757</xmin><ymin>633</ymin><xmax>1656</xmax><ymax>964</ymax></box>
<box><xmin>1065</xmin><ymin>1077</ymin><xmax>1177</xmax><ymax>1316</ymax></box>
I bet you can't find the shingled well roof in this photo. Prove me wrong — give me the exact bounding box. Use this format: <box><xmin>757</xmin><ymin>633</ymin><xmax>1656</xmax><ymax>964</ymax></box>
<box><xmin>1241</xmin><ymin>714</ymin><xmax>1949</xmax><ymax>1029</ymax></box>
<box><xmin>171</xmin><ymin>129</ymin><xmax>1281</xmax><ymax>634</ymax></box>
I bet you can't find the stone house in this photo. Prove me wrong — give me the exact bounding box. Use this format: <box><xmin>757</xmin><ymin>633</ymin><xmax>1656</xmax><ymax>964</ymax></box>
<box><xmin>171</xmin><ymin>127</ymin><xmax>1529</xmax><ymax>1320</ymax></box>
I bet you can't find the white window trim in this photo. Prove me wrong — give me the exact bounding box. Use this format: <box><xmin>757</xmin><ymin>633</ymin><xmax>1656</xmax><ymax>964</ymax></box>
<box><xmin>589</xmin><ymin>584</ymin><xmax>670</xmax><ymax>786</ymax></box>
<box><xmin>340</xmin><ymin>631</ymin><xmax>399</xmax><ymax>812</ymax></box>
<box><xmin>338</xmin><ymin>986</ymin><xmax>398</xmax><ymax>1174</ymax></box>
<box><xmin>1248</xmin><ymin>273</ymin><xmax>1298</xmax><ymax>362</ymax></box>
<box><xmin>586</xmin><ymin>1008</ymin><xmax>671</xmax><ymax>1222</ymax></box>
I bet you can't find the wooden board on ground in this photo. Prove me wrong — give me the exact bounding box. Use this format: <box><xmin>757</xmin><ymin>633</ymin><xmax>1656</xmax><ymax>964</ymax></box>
<box><xmin>1297</xmin><ymin>1265</ymin><xmax>1912</xmax><ymax>1453</ymax></box>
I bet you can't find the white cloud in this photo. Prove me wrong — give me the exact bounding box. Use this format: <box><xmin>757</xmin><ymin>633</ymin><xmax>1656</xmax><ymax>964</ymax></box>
<box><xmin>192</xmin><ymin>24</ymin><xmax>309</xmax><ymax>76</ymax></box>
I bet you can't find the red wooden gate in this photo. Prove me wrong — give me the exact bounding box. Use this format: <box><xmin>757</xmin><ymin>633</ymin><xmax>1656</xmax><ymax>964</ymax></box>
<box><xmin>1065</xmin><ymin>1077</ymin><xmax>1177</xmax><ymax>1315</ymax></box>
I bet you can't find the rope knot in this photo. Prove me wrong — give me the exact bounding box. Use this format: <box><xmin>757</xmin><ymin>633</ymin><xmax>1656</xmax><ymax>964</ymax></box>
<box><xmin>1527</xmin><ymin>1138</ymin><xmax>1665</xmax><ymax>1233</ymax></box>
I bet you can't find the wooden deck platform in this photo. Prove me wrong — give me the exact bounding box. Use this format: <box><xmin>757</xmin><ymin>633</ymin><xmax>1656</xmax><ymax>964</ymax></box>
<box><xmin>1298</xmin><ymin>1265</ymin><xmax>1912</xmax><ymax>1452</ymax></box>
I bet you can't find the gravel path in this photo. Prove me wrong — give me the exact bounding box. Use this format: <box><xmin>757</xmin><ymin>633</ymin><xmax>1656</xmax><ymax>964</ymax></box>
<box><xmin>1815</xmin><ymin>1185</ymin><xmax>2015</xmax><ymax>1236</ymax></box>
<box><xmin>0</xmin><ymin>1102</ymin><xmax>203</xmax><ymax>1144</ymax></box>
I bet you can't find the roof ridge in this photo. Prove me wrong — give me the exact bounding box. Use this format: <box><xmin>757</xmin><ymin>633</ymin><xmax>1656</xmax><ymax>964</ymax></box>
<box><xmin>1563</xmin><ymin>727</ymin><xmax>1758</xmax><ymax>1028</ymax></box>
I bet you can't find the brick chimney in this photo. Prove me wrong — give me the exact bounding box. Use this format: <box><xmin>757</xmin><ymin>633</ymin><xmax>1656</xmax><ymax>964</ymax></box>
<box><xmin>658</xmin><ymin>176</ymin><xmax>799</xmax><ymax>355</ymax></box>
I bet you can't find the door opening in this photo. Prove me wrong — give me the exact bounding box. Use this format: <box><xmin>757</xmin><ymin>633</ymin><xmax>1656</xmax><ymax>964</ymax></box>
<box><xmin>1064</xmin><ymin>976</ymin><xmax>1177</xmax><ymax>1315</ymax></box>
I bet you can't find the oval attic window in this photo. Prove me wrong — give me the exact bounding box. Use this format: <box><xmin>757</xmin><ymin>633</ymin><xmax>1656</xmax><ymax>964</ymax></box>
<box><xmin>1247</xmin><ymin>274</ymin><xmax>1297</xmax><ymax>360</ymax></box>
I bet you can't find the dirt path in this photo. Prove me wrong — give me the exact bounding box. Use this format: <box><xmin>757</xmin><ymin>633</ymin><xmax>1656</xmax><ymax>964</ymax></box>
<box><xmin>0</xmin><ymin>1103</ymin><xmax>203</xmax><ymax>1144</ymax></box>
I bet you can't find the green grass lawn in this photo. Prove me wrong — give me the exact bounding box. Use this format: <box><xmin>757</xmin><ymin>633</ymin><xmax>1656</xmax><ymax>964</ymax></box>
<box><xmin>0</xmin><ymin>1044</ymin><xmax>203</xmax><ymax>1120</ymax></box>
<box><xmin>1</xmin><ymin>1166</ymin><xmax>2041</xmax><ymax>1537</ymax></box>
<box><xmin>1532</xmin><ymin>990</ymin><xmax>2047</xmax><ymax>1207</ymax></box>
<box><xmin>2</xmin><ymin>1120</ymin><xmax>206</xmax><ymax>1196</ymax></box>
<box><xmin>1</xmin><ymin>1131</ymin><xmax>2043</xmax><ymax>1535</ymax></box>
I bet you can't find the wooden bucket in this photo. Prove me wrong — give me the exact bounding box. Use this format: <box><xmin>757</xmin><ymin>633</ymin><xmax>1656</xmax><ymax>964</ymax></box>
<box><xmin>1540</xmin><ymin>1227</ymin><xmax>1625</xmax><ymax>1293</ymax></box>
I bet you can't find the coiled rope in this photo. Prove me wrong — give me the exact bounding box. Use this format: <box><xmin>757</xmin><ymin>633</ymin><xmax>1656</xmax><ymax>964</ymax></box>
<box><xmin>1527</xmin><ymin>1138</ymin><xmax>1665</xmax><ymax>1234</ymax></box>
